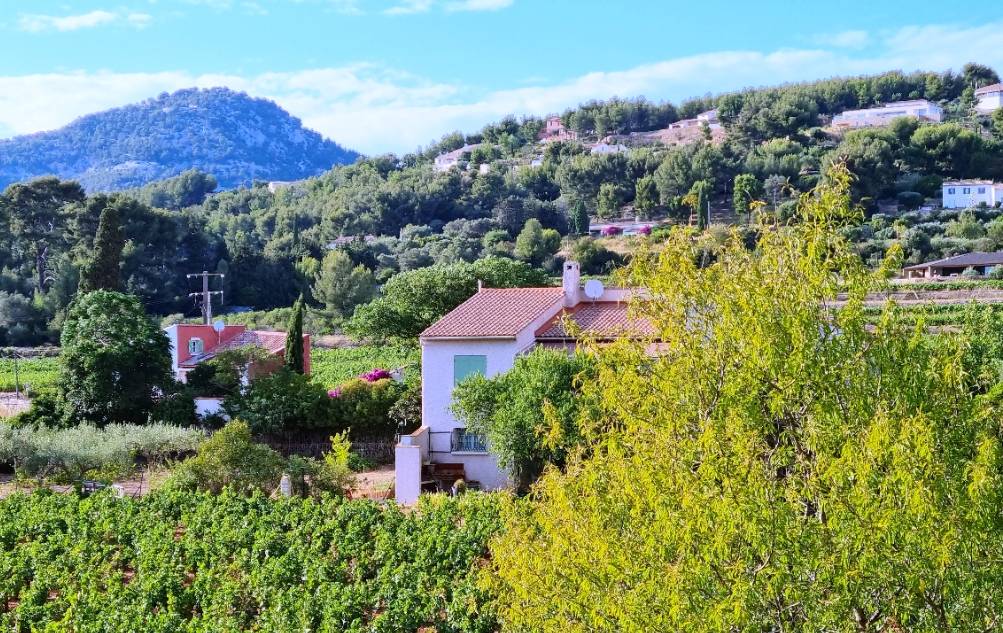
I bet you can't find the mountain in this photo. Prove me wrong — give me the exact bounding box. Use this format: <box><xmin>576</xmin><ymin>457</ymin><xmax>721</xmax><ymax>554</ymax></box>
<box><xmin>0</xmin><ymin>87</ymin><xmax>360</xmax><ymax>191</ymax></box>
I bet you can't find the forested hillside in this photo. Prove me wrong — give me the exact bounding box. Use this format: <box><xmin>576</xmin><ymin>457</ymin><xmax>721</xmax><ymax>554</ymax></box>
<box><xmin>0</xmin><ymin>88</ymin><xmax>359</xmax><ymax>191</ymax></box>
<box><xmin>3</xmin><ymin>64</ymin><xmax>1003</xmax><ymax>347</ymax></box>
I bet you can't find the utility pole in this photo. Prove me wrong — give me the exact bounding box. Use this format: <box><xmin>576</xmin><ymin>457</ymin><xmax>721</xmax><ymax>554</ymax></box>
<box><xmin>186</xmin><ymin>271</ymin><xmax>225</xmax><ymax>325</ymax></box>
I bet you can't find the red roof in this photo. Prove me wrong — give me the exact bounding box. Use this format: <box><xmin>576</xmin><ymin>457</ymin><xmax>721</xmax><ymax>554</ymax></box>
<box><xmin>180</xmin><ymin>330</ymin><xmax>289</xmax><ymax>367</ymax></box>
<box><xmin>421</xmin><ymin>288</ymin><xmax>564</xmax><ymax>339</ymax></box>
<box><xmin>535</xmin><ymin>301</ymin><xmax>654</xmax><ymax>340</ymax></box>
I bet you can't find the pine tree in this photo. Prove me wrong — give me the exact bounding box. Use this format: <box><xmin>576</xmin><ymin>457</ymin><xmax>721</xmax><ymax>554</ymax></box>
<box><xmin>569</xmin><ymin>198</ymin><xmax>590</xmax><ymax>236</ymax></box>
<box><xmin>79</xmin><ymin>204</ymin><xmax>125</xmax><ymax>293</ymax></box>
<box><xmin>284</xmin><ymin>294</ymin><xmax>305</xmax><ymax>374</ymax></box>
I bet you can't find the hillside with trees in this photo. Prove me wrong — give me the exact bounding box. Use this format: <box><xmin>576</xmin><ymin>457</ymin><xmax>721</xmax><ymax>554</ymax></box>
<box><xmin>0</xmin><ymin>88</ymin><xmax>359</xmax><ymax>191</ymax></box>
<box><xmin>3</xmin><ymin>64</ymin><xmax>1003</xmax><ymax>348</ymax></box>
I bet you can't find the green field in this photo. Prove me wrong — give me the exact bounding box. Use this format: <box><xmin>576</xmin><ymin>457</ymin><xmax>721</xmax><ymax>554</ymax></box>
<box><xmin>0</xmin><ymin>356</ymin><xmax>60</xmax><ymax>393</ymax></box>
<box><xmin>310</xmin><ymin>344</ymin><xmax>420</xmax><ymax>388</ymax></box>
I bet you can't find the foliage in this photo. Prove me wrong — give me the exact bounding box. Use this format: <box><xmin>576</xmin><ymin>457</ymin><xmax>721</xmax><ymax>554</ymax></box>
<box><xmin>60</xmin><ymin>291</ymin><xmax>178</xmax><ymax>426</ymax></box>
<box><xmin>347</xmin><ymin>258</ymin><xmax>549</xmax><ymax>341</ymax></box>
<box><xmin>223</xmin><ymin>368</ymin><xmax>332</xmax><ymax>435</ymax></box>
<box><xmin>284</xmin><ymin>294</ymin><xmax>305</xmax><ymax>373</ymax></box>
<box><xmin>0</xmin><ymin>355</ymin><xmax>59</xmax><ymax>393</ymax></box>
<box><xmin>310</xmin><ymin>344</ymin><xmax>419</xmax><ymax>388</ymax></box>
<box><xmin>312</xmin><ymin>250</ymin><xmax>378</xmax><ymax>317</ymax></box>
<box><xmin>78</xmin><ymin>202</ymin><xmax>124</xmax><ymax>293</ymax></box>
<box><xmin>514</xmin><ymin>218</ymin><xmax>560</xmax><ymax>266</ymax></box>
<box><xmin>169</xmin><ymin>420</ymin><xmax>284</xmax><ymax>494</ymax></box>
<box><xmin>184</xmin><ymin>346</ymin><xmax>271</xmax><ymax>398</ymax></box>
<box><xmin>328</xmin><ymin>378</ymin><xmax>406</xmax><ymax>437</ymax></box>
<box><xmin>490</xmin><ymin>171</ymin><xmax>1003</xmax><ymax>630</ymax></box>
<box><xmin>0</xmin><ymin>88</ymin><xmax>358</xmax><ymax>191</ymax></box>
<box><xmin>732</xmin><ymin>173</ymin><xmax>763</xmax><ymax>217</ymax></box>
<box><xmin>0</xmin><ymin>422</ymin><xmax>203</xmax><ymax>484</ymax></box>
<box><xmin>0</xmin><ymin>488</ymin><xmax>502</xmax><ymax>631</ymax></box>
<box><xmin>452</xmin><ymin>348</ymin><xmax>593</xmax><ymax>491</ymax></box>
<box><xmin>307</xmin><ymin>431</ymin><xmax>357</xmax><ymax>496</ymax></box>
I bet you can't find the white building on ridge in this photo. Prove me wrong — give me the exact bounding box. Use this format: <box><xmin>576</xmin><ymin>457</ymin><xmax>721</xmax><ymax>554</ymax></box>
<box><xmin>976</xmin><ymin>83</ymin><xmax>1003</xmax><ymax>114</ymax></box>
<box><xmin>832</xmin><ymin>99</ymin><xmax>943</xmax><ymax>129</ymax></box>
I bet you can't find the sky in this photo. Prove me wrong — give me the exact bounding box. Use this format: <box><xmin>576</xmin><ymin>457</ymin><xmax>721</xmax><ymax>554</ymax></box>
<box><xmin>1</xmin><ymin>0</ymin><xmax>1003</xmax><ymax>154</ymax></box>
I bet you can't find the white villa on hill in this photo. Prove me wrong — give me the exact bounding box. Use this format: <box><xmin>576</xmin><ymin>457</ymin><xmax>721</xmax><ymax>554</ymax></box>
<box><xmin>433</xmin><ymin>144</ymin><xmax>482</xmax><ymax>173</ymax></box>
<box><xmin>832</xmin><ymin>99</ymin><xmax>942</xmax><ymax>129</ymax></box>
<box><xmin>394</xmin><ymin>262</ymin><xmax>651</xmax><ymax>504</ymax></box>
<box><xmin>942</xmin><ymin>181</ymin><xmax>1003</xmax><ymax>209</ymax></box>
<box><xmin>976</xmin><ymin>83</ymin><xmax>1003</xmax><ymax>114</ymax></box>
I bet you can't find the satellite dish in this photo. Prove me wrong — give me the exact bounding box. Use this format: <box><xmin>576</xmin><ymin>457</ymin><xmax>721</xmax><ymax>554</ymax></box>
<box><xmin>212</xmin><ymin>320</ymin><xmax>226</xmax><ymax>333</ymax></box>
<box><xmin>583</xmin><ymin>279</ymin><xmax>605</xmax><ymax>300</ymax></box>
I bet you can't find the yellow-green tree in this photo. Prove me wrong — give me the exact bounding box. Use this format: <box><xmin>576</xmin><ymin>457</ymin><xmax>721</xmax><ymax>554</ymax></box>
<box><xmin>489</xmin><ymin>169</ymin><xmax>1003</xmax><ymax>631</ymax></box>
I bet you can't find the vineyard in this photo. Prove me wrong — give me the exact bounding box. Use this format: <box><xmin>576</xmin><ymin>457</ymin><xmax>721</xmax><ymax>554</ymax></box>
<box><xmin>0</xmin><ymin>489</ymin><xmax>502</xmax><ymax>632</ymax></box>
<box><xmin>0</xmin><ymin>357</ymin><xmax>59</xmax><ymax>393</ymax></box>
<box><xmin>311</xmin><ymin>344</ymin><xmax>420</xmax><ymax>388</ymax></box>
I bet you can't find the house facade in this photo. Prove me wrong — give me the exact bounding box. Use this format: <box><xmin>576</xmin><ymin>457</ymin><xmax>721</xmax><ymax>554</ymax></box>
<box><xmin>903</xmin><ymin>252</ymin><xmax>1003</xmax><ymax>278</ymax></box>
<box><xmin>832</xmin><ymin>99</ymin><xmax>943</xmax><ymax>128</ymax></box>
<box><xmin>394</xmin><ymin>262</ymin><xmax>650</xmax><ymax>504</ymax></box>
<box><xmin>975</xmin><ymin>83</ymin><xmax>1003</xmax><ymax>114</ymax></box>
<box><xmin>942</xmin><ymin>181</ymin><xmax>1003</xmax><ymax>209</ymax></box>
<box><xmin>164</xmin><ymin>323</ymin><xmax>311</xmax><ymax>383</ymax></box>
<box><xmin>433</xmin><ymin>144</ymin><xmax>481</xmax><ymax>173</ymax></box>
<box><xmin>539</xmin><ymin>115</ymin><xmax>577</xmax><ymax>142</ymax></box>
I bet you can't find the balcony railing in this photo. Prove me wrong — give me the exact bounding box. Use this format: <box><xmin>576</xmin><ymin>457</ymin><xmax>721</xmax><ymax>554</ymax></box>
<box><xmin>451</xmin><ymin>430</ymin><xmax>488</xmax><ymax>453</ymax></box>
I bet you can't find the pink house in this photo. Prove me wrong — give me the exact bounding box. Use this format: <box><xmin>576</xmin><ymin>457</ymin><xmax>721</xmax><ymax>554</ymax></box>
<box><xmin>164</xmin><ymin>323</ymin><xmax>311</xmax><ymax>383</ymax></box>
<box><xmin>540</xmin><ymin>115</ymin><xmax>578</xmax><ymax>142</ymax></box>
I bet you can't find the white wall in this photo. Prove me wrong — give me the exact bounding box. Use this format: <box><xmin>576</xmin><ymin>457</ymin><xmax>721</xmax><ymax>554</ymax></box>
<box><xmin>977</xmin><ymin>93</ymin><xmax>1003</xmax><ymax>114</ymax></box>
<box><xmin>943</xmin><ymin>184</ymin><xmax>1002</xmax><ymax>209</ymax></box>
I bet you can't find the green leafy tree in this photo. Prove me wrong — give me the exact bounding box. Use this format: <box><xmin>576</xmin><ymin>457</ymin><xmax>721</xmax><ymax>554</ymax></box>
<box><xmin>0</xmin><ymin>177</ymin><xmax>86</xmax><ymax>290</ymax></box>
<box><xmin>732</xmin><ymin>173</ymin><xmax>763</xmax><ymax>219</ymax></box>
<box><xmin>452</xmin><ymin>348</ymin><xmax>593</xmax><ymax>491</ymax></box>
<box><xmin>633</xmin><ymin>175</ymin><xmax>658</xmax><ymax>218</ymax></box>
<box><xmin>347</xmin><ymin>258</ymin><xmax>548</xmax><ymax>341</ymax></box>
<box><xmin>169</xmin><ymin>420</ymin><xmax>285</xmax><ymax>494</ymax></box>
<box><xmin>596</xmin><ymin>183</ymin><xmax>627</xmax><ymax>220</ymax></box>
<box><xmin>312</xmin><ymin>250</ymin><xmax>378</xmax><ymax>318</ymax></box>
<box><xmin>78</xmin><ymin>203</ymin><xmax>124</xmax><ymax>293</ymax></box>
<box><xmin>568</xmin><ymin>197</ymin><xmax>590</xmax><ymax>236</ymax></box>
<box><xmin>684</xmin><ymin>179</ymin><xmax>712</xmax><ymax>230</ymax></box>
<box><xmin>514</xmin><ymin>218</ymin><xmax>560</xmax><ymax>266</ymax></box>
<box><xmin>60</xmin><ymin>290</ymin><xmax>175</xmax><ymax>425</ymax></box>
<box><xmin>490</xmin><ymin>170</ymin><xmax>1003</xmax><ymax>631</ymax></box>
<box><xmin>284</xmin><ymin>294</ymin><xmax>305</xmax><ymax>374</ymax></box>
<box><xmin>223</xmin><ymin>369</ymin><xmax>332</xmax><ymax>435</ymax></box>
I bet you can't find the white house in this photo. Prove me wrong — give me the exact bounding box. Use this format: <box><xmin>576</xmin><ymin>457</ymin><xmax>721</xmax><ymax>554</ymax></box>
<box><xmin>942</xmin><ymin>181</ymin><xmax>1003</xmax><ymax>208</ymax></box>
<box><xmin>976</xmin><ymin>83</ymin><xmax>1003</xmax><ymax>114</ymax></box>
<box><xmin>590</xmin><ymin>141</ymin><xmax>629</xmax><ymax>155</ymax></box>
<box><xmin>433</xmin><ymin>144</ymin><xmax>481</xmax><ymax>173</ymax></box>
<box><xmin>394</xmin><ymin>262</ymin><xmax>651</xmax><ymax>504</ymax></box>
<box><xmin>832</xmin><ymin>99</ymin><xmax>943</xmax><ymax>128</ymax></box>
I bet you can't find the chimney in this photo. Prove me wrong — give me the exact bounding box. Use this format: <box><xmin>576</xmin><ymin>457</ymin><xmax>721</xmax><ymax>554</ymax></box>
<box><xmin>562</xmin><ymin>260</ymin><xmax>581</xmax><ymax>307</ymax></box>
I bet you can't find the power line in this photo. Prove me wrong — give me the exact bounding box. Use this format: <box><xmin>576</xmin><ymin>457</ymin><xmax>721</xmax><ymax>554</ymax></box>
<box><xmin>186</xmin><ymin>271</ymin><xmax>225</xmax><ymax>325</ymax></box>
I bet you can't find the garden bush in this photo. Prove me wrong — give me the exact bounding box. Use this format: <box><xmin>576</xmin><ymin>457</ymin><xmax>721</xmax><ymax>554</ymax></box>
<box><xmin>223</xmin><ymin>368</ymin><xmax>333</xmax><ymax>435</ymax></box>
<box><xmin>168</xmin><ymin>420</ymin><xmax>284</xmax><ymax>494</ymax></box>
<box><xmin>329</xmin><ymin>377</ymin><xmax>405</xmax><ymax>437</ymax></box>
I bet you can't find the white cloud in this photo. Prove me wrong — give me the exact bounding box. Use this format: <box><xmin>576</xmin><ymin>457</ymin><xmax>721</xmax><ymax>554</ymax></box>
<box><xmin>18</xmin><ymin>10</ymin><xmax>152</xmax><ymax>32</ymax></box>
<box><xmin>1</xmin><ymin>20</ymin><xmax>1002</xmax><ymax>154</ymax></box>
<box><xmin>384</xmin><ymin>0</ymin><xmax>434</xmax><ymax>15</ymax></box>
<box><xmin>19</xmin><ymin>10</ymin><xmax>117</xmax><ymax>32</ymax></box>
<box><xmin>383</xmin><ymin>0</ymin><xmax>511</xmax><ymax>14</ymax></box>
<box><xmin>445</xmin><ymin>0</ymin><xmax>514</xmax><ymax>12</ymax></box>
<box><xmin>817</xmin><ymin>29</ymin><xmax>870</xmax><ymax>49</ymax></box>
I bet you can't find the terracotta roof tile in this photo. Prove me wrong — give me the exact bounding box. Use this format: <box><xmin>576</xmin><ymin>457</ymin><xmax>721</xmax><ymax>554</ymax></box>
<box><xmin>535</xmin><ymin>301</ymin><xmax>655</xmax><ymax>340</ymax></box>
<box><xmin>180</xmin><ymin>330</ymin><xmax>288</xmax><ymax>367</ymax></box>
<box><xmin>421</xmin><ymin>288</ymin><xmax>564</xmax><ymax>338</ymax></box>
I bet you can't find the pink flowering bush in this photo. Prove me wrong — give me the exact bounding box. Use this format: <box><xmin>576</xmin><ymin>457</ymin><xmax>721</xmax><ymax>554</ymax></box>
<box><xmin>600</xmin><ymin>225</ymin><xmax>622</xmax><ymax>237</ymax></box>
<box><xmin>637</xmin><ymin>225</ymin><xmax>652</xmax><ymax>236</ymax></box>
<box><xmin>361</xmin><ymin>368</ymin><xmax>393</xmax><ymax>382</ymax></box>
<box><xmin>327</xmin><ymin>388</ymin><xmax>342</xmax><ymax>398</ymax></box>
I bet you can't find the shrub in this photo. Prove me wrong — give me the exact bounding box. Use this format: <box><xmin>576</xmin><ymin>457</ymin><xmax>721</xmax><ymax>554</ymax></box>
<box><xmin>223</xmin><ymin>368</ymin><xmax>333</xmax><ymax>435</ymax></box>
<box><xmin>328</xmin><ymin>378</ymin><xmax>404</xmax><ymax>437</ymax></box>
<box><xmin>600</xmin><ymin>225</ymin><xmax>622</xmax><ymax>237</ymax></box>
<box><xmin>0</xmin><ymin>422</ymin><xmax>203</xmax><ymax>484</ymax></box>
<box><xmin>169</xmin><ymin>420</ymin><xmax>284</xmax><ymax>494</ymax></box>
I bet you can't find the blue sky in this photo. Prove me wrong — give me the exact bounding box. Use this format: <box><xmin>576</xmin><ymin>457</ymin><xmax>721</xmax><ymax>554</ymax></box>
<box><xmin>2</xmin><ymin>0</ymin><xmax>1003</xmax><ymax>153</ymax></box>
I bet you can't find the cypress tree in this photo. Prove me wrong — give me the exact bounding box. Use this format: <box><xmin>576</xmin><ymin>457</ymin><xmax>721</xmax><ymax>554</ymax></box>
<box><xmin>284</xmin><ymin>294</ymin><xmax>305</xmax><ymax>374</ymax></box>
<box><xmin>569</xmin><ymin>198</ymin><xmax>590</xmax><ymax>236</ymax></box>
<box><xmin>79</xmin><ymin>204</ymin><xmax>125</xmax><ymax>293</ymax></box>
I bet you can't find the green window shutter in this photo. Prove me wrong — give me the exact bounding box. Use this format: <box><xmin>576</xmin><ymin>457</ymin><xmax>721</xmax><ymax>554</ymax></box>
<box><xmin>453</xmin><ymin>355</ymin><xmax>487</xmax><ymax>385</ymax></box>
